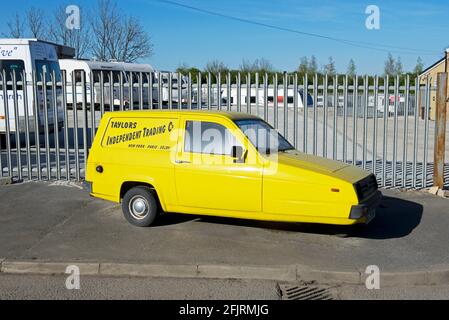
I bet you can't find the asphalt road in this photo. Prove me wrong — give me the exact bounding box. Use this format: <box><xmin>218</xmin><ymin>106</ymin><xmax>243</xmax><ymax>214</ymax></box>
<box><xmin>0</xmin><ymin>181</ymin><xmax>448</xmax><ymax>275</ymax></box>
<box><xmin>1</xmin><ymin>274</ymin><xmax>448</xmax><ymax>300</ymax></box>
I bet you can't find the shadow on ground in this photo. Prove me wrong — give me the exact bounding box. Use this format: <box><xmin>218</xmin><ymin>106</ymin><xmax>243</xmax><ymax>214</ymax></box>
<box><xmin>154</xmin><ymin>196</ymin><xmax>423</xmax><ymax>240</ymax></box>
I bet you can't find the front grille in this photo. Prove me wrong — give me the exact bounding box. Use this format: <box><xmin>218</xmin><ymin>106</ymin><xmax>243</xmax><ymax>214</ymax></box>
<box><xmin>355</xmin><ymin>174</ymin><xmax>378</xmax><ymax>201</ymax></box>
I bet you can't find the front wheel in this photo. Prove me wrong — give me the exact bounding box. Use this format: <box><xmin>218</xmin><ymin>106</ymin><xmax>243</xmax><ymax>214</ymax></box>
<box><xmin>122</xmin><ymin>186</ymin><xmax>158</xmax><ymax>227</ymax></box>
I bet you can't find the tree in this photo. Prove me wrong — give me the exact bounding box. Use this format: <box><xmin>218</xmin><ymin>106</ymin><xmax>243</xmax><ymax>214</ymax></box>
<box><xmin>384</xmin><ymin>53</ymin><xmax>396</xmax><ymax>76</ymax></box>
<box><xmin>240</xmin><ymin>58</ymin><xmax>274</xmax><ymax>73</ymax></box>
<box><xmin>205</xmin><ymin>60</ymin><xmax>228</xmax><ymax>74</ymax></box>
<box><xmin>298</xmin><ymin>56</ymin><xmax>308</xmax><ymax>74</ymax></box>
<box><xmin>413</xmin><ymin>57</ymin><xmax>424</xmax><ymax>75</ymax></box>
<box><xmin>27</xmin><ymin>7</ymin><xmax>46</xmax><ymax>38</ymax></box>
<box><xmin>394</xmin><ymin>56</ymin><xmax>403</xmax><ymax>75</ymax></box>
<box><xmin>6</xmin><ymin>13</ymin><xmax>25</xmax><ymax>38</ymax></box>
<box><xmin>323</xmin><ymin>56</ymin><xmax>336</xmax><ymax>76</ymax></box>
<box><xmin>308</xmin><ymin>55</ymin><xmax>318</xmax><ymax>75</ymax></box>
<box><xmin>48</xmin><ymin>4</ymin><xmax>91</xmax><ymax>59</ymax></box>
<box><xmin>347</xmin><ymin>59</ymin><xmax>356</xmax><ymax>76</ymax></box>
<box><xmin>90</xmin><ymin>0</ymin><xmax>153</xmax><ymax>62</ymax></box>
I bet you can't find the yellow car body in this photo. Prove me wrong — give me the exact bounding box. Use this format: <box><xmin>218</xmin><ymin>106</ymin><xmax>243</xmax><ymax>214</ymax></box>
<box><xmin>85</xmin><ymin>110</ymin><xmax>381</xmax><ymax>226</ymax></box>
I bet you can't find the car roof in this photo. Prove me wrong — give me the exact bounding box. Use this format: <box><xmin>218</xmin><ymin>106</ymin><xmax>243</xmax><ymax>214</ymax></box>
<box><xmin>104</xmin><ymin>110</ymin><xmax>262</xmax><ymax>121</ymax></box>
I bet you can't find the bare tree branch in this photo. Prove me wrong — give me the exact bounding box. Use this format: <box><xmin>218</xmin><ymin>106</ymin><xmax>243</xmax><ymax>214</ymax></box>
<box><xmin>27</xmin><ymin>7</ymin><xmax>46</xmax><ymax>39</ymax></box>
<box><xmin>91</xmin><ymin>0</ymin><xmax>153</xmax><ymax>62</ymax></box>
<box><xmin>48</xmin><ymin>4</ymin><xmax>91</xmax><ymax>59</ymax></box>
<box><xmin>5</xmin><ymin>13</ymin><xmax>25</xmax><ymax>38</ymax></box>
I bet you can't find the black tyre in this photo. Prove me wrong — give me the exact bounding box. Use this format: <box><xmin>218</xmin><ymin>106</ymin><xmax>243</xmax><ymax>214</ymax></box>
<box><xmin>122</xmin><ymin>186</ymin><xmax>158</xmax><ymax>227</ymax></box>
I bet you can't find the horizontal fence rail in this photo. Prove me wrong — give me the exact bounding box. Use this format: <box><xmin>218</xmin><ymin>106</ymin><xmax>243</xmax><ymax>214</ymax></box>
<box><xmin>0</xmin><ymin>69</ymin><xmax>448</xmax><ymax>189</ymax></box>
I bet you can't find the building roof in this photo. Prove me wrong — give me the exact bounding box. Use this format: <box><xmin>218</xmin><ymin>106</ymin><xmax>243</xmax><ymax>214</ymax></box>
<box><xmin>420</xmin><ymin>57</ymin><xmax>445</xmax><ymax>76</ymax></box>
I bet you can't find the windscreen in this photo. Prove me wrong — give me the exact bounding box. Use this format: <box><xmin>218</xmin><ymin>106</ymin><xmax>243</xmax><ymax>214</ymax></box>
<box><xmin>234</xmin><ymin>119</ymin><xmax>294</xmax><ymax>154</ymax></box>
<box><xmin>35</xmin><ymin>60</ymin><xmax>62</xmax><ymax>82</ymax></box>
<box><xmin>0</xmin><ymin>60</ymin><xmax>25</xmax><ymax>81</ymax></box>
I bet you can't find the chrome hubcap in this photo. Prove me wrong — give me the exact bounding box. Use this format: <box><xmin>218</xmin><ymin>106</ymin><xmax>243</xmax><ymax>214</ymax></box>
<box><xmin>129</xmin><ymin>196</ymin><xmax>149</xmax><ymax>220</ymax></box>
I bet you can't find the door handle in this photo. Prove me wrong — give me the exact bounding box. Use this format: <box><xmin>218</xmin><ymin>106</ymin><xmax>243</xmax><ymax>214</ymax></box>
<box><xmin>175</xmin><ymin>160</ymin><xmax>191</xmax><ymax>164</ymax></box>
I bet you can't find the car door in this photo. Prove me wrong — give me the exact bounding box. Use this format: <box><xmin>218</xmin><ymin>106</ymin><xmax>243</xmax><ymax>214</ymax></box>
<box><xmin>174</xmin><ymin>116</ymin><xmax>262</xmax><ymax>213</ymax></box>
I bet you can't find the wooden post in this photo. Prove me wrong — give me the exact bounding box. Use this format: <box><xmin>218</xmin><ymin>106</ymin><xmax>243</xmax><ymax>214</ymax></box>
<box><xmin>433</xmin><ymin>72</ymin><xmax>447</xmax><ymax>188</ymax></box>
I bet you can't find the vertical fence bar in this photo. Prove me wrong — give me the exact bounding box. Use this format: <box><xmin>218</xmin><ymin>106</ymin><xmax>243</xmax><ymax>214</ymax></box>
<box><xmin>188</xmin><ymin>73</ymin><xmax>192</xmax><ymax>110</ymax></box>
<box><xmin>109</xmin><ymin>71</ymin><xmax>114</xmax><ymax>112</ymax></box>
<box><xmin>382</xmin><ymin>76</ymin><xmax>388</xmax><ymax>187</ymax></box>
<box><xmin>402</xmin><ymin>75</ymin><xmax>410</xmax><ymax>188</ymax></box>
<box><xmin>52</xmin><ymin>71</ymin><xmax>61</xmax><ymax>180</ymax></box>
<box><xmin>362</xmin><ymin>75</ymin><xmax>369</xmax><ymax>170</ymax></box>
<box><xmin>207</xmin><ymin>72</ymin><xmax>211</xmax><ymax>110</ymax></box>
<box><xmin>323</xmin><ymin>74</ymin><xmax>328</xmax><ymax>158</ymax></box>
<box><xmin>42</xmin><ymin>70</ymin><xmax>51</xmax><ymax>180</ymax></box>
<box><xmin>119</xmin><ymin>72</ymin><xmax>124</xmax><ymax>111</ymax></box>
<box><xmin>412</xmin><ymin>78</ymin><xmax>419</xmax><ymax>188</ymax></box>
<box><xmin>313</xmin><ymin>74</ymin><xmax>318</xmax><ymax>155</ymax></box>
<box><xmin>217</xmin><ymin>73</ymin><xmax>222</xmax><ymax>111</ymax></box>
<box><xmin>236</xmin><ymin>73</ymin><xmax>241</xmax><ymax>112</ymax></box>
<box><xmin>21</xmin><ymin>70</ymin><xmax>32</xmax><ymax>180</ymax></box>
<box><xmin>293</xmin><ymin>73</ymin><xmax>298</xmax><ymax>148</ymax></box>
<box><xmin>226</xmin><ymin>72</ymin><xmax>231</xmax><ymax>112</ymax></box>
<box><xmin>148</xmin><ymin>72</ymin><xmax>154</xmax><ymax>110</ymax></box>
<box><xmin>89</xmin><ymin>72</ymin><xmax>96</xmax><ymax>148</ymax></box>
<box><xmin>273</xmin><ymin>72</ymin><xmax>279</xmax><ymax>129</ymax></box>
<box><xmin>100</xmin><ymin>71</ymin><xmax>105</xmax><ymax>116</ymax></box>
<box><xmin>256</xmin><ymin>73</ymin><xmax>259</xmax><ymax>117</ymax></box>
<box><xmin>352</xmin><ymin>75</ymin><xmax>358</xmax><ymax>166</ymax></box>
<box><xmin>283</xmin><ymin>72</ymin><xmax>288</xmax><ymax>138</ymax></box>
<box><xmin>81</xmin><ymin>71</ymin><xmax>88</xmax><ymax>180</ymax></box>
<box><xmin>372</xmin><ymin>76</ymin><xmax>379</xmax><ymax>177</ymax></box>
<box><xmin>343</xmin><ymin>75</ymin><xmax>348</xmax><ymax>163</ymax></box>
<box><xmin>32</xmin><ymin>71</ymin><xmax>42</xmax><ymax>180</ymax></box>
<box><xmin>129</xmin><ymin>72</ymin><xmax>134</xmax><ymax>110</ymax></box>
<box><xmin>139</xmin><ymin>72</ymin><xmax>144</xmax><ymax>110</ymax></box>
<box><xmin>12</xmin><ymin>70</ymin><xmax>22</xmax><ymax>180</ymax></box>
<box><xmin>197</xmin><ymin>72</ymin><xmax>202</xmax><ymax>110</ymax></box>
<box><xmin>72</xmin><ymin>71</ymin><xmax>80</xmax><ymax>181</ymax></box>
<box><xmin>158</xmin><ymin>72</ymin><xmax>163</xmax><ymax>109</ymax></box>
<box><xmin>62</xmin><ymin>71</ymin><xmax>70</xmax><ymax>180</ymax></box>
<box><xmin>392</xmin><ymin>76</ymin><xmax>399</xmax><ymax>186</ymax></box>
<box><xmin>168</xmin><ymin>72</ymin><xmax>173</xmax><ymax>110</ymax></box>
<box><xmin>422</xmin><ymin>77</ymin><xmax>431</xmax><ymax>188</ymax></box>
<box><xmin>178</xmin><ymin>72</ymin><xmax>182</xmax><ymax>110</ymax></box>
<box><xmin>178</xmin><ymin>72</ymin><xmax>183</xmax><ymax>110</ymax></box>
<box><xmin>303</xmin><ymin>74</ymin><xmax>308</xmax><ymax>153</ymax></box>
<box><xmin>263</xmin><ymin>73</ymin><xmax>268</xmax><ymax>122</ymax></box>
<box><xmin>333</xmin><ymin>75</ymin><xmax>338</xmax><ymax>160</ymax></box>
<box><xmin>246</xmin><ymin>73</ymin><xmax>251</xmax><ymax>114</ymax></box>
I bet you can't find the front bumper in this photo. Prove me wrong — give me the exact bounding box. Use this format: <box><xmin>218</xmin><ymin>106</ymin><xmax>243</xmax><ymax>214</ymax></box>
<box><xmin>349</xmin><ymin>190</ymin><xmax>382</xmax><ymax>223</ymax></box>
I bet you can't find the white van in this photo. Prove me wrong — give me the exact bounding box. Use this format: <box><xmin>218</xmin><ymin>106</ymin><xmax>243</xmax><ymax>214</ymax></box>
<box><xmin>221</xmin><ymin>87</ymin><xmax>313</xmax><ymax>109</ymax></box>
<box><xmin>154</xmin><ymin>71</ymin><xmax>188</xmax><ymax>105</ymax></box>
<box><xmin>0</xmin><ymin>39</ymin><xmax>74</xmax><ymax>133</ymax></box>
<box><xmin>59</xmin><ymin>59</ymin><xmax>156</xmax><ymax>109</ymax></box>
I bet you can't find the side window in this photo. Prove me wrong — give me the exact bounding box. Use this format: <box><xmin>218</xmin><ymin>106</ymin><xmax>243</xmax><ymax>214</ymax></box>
<box><xmin>184</xmin><ymin>121</ymin><xmax>238</xmax><ymax>156</ymax></box>
<box><xmin>74</xmin><ymin>69</ymin><xmax>83</xmax><ymax>83</ymax></box>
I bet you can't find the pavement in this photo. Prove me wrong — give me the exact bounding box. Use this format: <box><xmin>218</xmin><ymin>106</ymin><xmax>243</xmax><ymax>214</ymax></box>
<box><xmin>0</xmin><ymin>181</ymin><xmax>448</xmax><ymax>286</ymax></box>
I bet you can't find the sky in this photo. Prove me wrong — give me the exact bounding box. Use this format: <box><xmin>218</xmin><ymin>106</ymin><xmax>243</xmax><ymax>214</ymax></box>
<box><xmin>0</xmin><ymin>0</ymin><xmax>448</xmax><ymax>74</ymax></box>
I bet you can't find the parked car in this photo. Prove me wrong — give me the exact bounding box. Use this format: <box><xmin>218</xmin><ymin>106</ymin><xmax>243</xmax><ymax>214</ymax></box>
<box><xmin>85</xmin><ymin>110</ymin><xmax>382</xmax><ymax>228</ymax></box>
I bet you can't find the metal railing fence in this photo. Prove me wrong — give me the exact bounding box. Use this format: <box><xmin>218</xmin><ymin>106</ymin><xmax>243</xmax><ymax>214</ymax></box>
<box><xmin>1</xmin><ymin>69</ymin><xmax>447</xmax><ymax>189</ymax></box>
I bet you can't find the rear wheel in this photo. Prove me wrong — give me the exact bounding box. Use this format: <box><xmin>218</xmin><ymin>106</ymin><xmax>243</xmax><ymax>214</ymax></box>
<box><xmin>122</xmin><ymin>186</ymin><xmax>158</xmax><ymax>227</ymax></box>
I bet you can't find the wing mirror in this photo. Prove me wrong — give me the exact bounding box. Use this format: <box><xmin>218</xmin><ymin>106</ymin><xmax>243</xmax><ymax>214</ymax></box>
<box><xmin>231</xmin><ymin>146</ymin><xmax>246</xmax><ymax>163</ymax></box>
